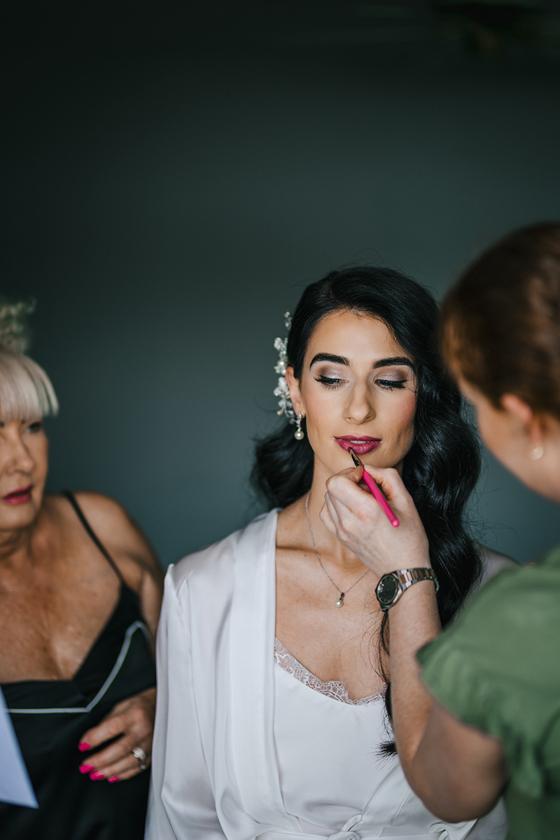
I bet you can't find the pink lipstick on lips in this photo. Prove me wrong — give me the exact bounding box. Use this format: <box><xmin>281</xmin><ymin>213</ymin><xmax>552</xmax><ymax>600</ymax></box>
<box><xmin>3</xmin><ymin>485</ymin><xmax>32</xmax><ymax>504</ymax></box>
<box><xmin>334</xmin><ymin>435</ymin><xmax>381</xmax><ymax>455</ymax></box>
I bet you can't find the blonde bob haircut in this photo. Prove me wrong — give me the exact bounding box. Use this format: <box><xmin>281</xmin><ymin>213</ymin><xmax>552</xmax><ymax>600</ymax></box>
<box><xmin>0</xmin><ymin>347</ymin><xmax>59</xmax><ymax>423</ymax></box>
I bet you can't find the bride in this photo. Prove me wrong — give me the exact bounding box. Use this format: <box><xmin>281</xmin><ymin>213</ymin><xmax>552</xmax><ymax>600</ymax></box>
<box><xmin>146</xmin><ymin>267</ymin><xmax>507</xmax><ymax>840</ymax></box>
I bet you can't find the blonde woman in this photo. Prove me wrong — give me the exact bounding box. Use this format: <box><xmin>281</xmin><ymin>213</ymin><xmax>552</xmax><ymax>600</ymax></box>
<box><xmin>0</xmin><ymin>303</ymin><xmax>163</xmax><ymax>840</ymax></box>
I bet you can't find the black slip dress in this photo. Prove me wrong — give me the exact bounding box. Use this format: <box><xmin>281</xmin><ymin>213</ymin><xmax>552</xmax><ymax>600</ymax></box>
<box><xmin>0</xmin><ymin>492</ymin><xmax>157</xmax><ymax>840</ymax></box>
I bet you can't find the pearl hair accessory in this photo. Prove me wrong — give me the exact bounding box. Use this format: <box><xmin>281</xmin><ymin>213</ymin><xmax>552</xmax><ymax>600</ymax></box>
<box><xmin>273</xmin><ymin>311</ymin><xmax>296</xmax><ymax>424</ymax></box>
<box><xmin>0</xmin><ymin>299</ymin><xmax>35</xmax><ymax>353</ymax></box>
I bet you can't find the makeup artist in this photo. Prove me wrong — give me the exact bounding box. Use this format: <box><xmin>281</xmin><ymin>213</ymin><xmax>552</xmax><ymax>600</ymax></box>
<box><xmin>147</xmin><ymin>266</ymin><xmax>507</xmax><ymax>840</ymax></box>
<box><xmin>321</xmin><ymin>223</ymin><xmax>560</xmax><ymax>839</ymax></box>
<box><xmin>0</xmin><ymin>303</ymin><xmax>163</xmax><ymax>840</ymax></box>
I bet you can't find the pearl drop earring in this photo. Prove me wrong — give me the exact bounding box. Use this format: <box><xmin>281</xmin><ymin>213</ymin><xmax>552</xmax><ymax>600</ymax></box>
<box><xmin>294</xmin><ymin>413</ymin><xmax>305</xmax><ymax>441</ymax></box>
<box><xmin>529</xmin><ymin>443</ymin><xmax>544</xmax><ymax>461</ymax></box>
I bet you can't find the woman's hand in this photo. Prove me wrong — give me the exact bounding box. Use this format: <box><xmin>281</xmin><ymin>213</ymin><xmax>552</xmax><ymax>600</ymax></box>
<box><xmin>78</xmin><ymin>687</ymin><xmax>155</xmax><ymax>783</ymax></box>
<box><xmin>320</xmin><ymin>465</ymin><xmax>431</xmax><ymax>576</ymax></box>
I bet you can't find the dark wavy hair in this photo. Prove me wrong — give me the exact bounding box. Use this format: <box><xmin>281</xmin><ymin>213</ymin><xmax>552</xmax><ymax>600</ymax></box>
<box><xmin>252</xmin><ymin>266</ymin><xmax>482</xmax><ymax>751</ymax></box>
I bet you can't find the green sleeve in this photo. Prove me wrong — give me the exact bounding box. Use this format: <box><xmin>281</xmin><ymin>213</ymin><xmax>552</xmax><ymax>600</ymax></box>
<box><xmin>418</xmin><ymin>556</ymin><xmax>560</xmax><ymax>798</ymax></box>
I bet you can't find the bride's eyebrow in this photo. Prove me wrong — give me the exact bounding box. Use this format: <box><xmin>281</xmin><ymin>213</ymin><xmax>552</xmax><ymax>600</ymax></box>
<box><xmin>309</xmin><ymin>353</ymin><xmax>414</xmax><ymax>370</ymax></box>
<box><xmin>309</xmin><ymin>353</ymin><xmax>349</xmax><ymax>368</ymax></box>
<box><xmin>373</xmin><ymin>356</ymin><xmax>414</xmax><ymax>370</ymax></box>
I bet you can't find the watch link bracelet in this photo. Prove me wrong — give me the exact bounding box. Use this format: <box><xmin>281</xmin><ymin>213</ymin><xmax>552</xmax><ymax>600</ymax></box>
<box><xmin>375</xmin><ymin>568</ymin><xmax>439</xmax><ymax>611</ymax></box>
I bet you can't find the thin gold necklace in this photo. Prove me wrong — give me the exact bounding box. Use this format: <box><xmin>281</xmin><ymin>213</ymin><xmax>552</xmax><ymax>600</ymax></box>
<box><xmin>305</xmin><ymin>493</ymin><xmax>370</xmax><ymax>607</ymax></box>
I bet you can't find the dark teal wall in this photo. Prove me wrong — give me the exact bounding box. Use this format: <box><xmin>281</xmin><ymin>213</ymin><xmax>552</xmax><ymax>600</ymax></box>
<box><xmin>4</xmin><ymin>41</ymin><xmax>560</xmax><ymax>566</ymax></box>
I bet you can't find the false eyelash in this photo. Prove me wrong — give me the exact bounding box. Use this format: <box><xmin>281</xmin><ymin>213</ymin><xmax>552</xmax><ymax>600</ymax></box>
<box><xmin>315</xmin><ymin>375</ymin><xmax>343</xmax><ymax>387</ymax></box>
<box><xmin>377</xmin><ymin>380</ymin><xmax>407</xmax><ymax>390</ymax></box>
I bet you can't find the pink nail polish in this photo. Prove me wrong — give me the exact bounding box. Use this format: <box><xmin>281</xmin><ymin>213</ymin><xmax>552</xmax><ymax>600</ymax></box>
<box><xmin>78</xmin><ymin>743</ymin><xmax>91</xmax><ymax>752</ymax></box>
<box><xmin>79</xmin><ymin>764</ymin><xmax>94</xmax><ymax>774</ymax></box>
<box><xmin>89</xmin><ymin>771</ymin><xmax>105</xmax><ymax>780</ymax></box>
<box><xmin>108</xmin><ymin>775</ymin><xmax>119</xmax><ymax>783</ymax></box>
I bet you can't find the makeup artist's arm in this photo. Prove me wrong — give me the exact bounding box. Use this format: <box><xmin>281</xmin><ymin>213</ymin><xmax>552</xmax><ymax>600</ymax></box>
<box><xmin>321</xmin><ymin>467</ymin><xmax>507</xmax><ymax>820</ymax></box>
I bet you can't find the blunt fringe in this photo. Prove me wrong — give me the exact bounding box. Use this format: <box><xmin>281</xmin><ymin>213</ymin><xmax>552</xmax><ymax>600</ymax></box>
<box><xmin>0</xmin><ymin>349</ymin><xmax>59</xmax><ymax>422</ymax></box>
<box><xmin>252</xmin><ymin>266</ymin><xmax>482</xmax><ymax>753</ymax></box>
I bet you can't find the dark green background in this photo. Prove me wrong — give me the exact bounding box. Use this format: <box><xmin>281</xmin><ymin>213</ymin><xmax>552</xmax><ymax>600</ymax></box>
<box><xmin>3</xmin><ymin>7</ymin><xmax>560</xmax><ymax>566</ymax></box>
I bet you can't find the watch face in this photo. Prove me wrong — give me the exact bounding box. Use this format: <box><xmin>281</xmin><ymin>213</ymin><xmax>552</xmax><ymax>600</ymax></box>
<box><xmin>376</xmin><ymin>574</ymin><xmax>399</xmax><ymax>608</ymax></box>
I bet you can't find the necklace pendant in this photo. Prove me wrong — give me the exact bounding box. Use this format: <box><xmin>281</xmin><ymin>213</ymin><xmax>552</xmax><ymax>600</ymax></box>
<box><xmin>335</xmin><ymin>593</ymin><xmax>345</xmax><ymax>607</ymax></box>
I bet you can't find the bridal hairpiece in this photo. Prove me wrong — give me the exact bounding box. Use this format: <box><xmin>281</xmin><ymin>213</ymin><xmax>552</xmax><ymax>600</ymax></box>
<box><xmin>273</xmin><ymin>311</ymin><xmax>296</xmax><ymax>424</ymax></box>
<box><xmin>0</xmin><ymin>299</ymin><xmax>35</xmax><ymax>353</ymax></box>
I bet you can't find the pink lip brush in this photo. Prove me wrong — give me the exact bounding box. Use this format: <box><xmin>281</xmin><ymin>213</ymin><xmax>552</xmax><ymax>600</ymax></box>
<box><xmin>348</xmin><ymin>448</ymin><xmax>400</xmax><ymax>528</ymax></box>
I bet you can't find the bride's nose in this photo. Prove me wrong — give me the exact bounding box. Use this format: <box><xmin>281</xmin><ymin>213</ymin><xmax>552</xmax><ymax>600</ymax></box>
<box><xmin>343</xmin><ymin>384</ymin><xmax>375</xmax><ymax>424</ymax></box>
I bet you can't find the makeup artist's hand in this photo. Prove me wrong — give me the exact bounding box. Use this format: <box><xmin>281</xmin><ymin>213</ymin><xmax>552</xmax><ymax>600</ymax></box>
<box><xmin>320</xmin><ymin>465</ymin><xmax>431</xmax><ymax>577</ymax></box>
<box><xmin>77</xmin><ymin>687</ymin><xmax>155</xmax><ymax>783</ymax></box>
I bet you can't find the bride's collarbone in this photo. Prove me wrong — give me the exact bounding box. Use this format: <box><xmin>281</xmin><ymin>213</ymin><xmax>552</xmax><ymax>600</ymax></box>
<box><xmin>276</xmin><ymin>547</ymin><xmax>378</xmax><ymax>612</ymax></box>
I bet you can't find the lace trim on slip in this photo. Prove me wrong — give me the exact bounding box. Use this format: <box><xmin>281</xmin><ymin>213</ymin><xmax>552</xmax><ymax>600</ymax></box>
<box><xmin>274</xmin><ymin>637</ymin><xmax>385</xmax><ymax>706</ymax></box>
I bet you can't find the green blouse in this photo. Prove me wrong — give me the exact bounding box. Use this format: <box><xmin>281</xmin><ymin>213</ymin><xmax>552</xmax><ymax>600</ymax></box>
<box><xmin>418</xmin><ymin>544</ymin><xmax>560</xmax><ymax>840</ymax></box>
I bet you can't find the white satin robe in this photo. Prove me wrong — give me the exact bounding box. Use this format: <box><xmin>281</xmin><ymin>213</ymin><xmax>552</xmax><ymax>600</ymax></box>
<box><xmin>145</xmin><ymin>511</ymin><xmax>506</xmax><ymax>840</ymax></box>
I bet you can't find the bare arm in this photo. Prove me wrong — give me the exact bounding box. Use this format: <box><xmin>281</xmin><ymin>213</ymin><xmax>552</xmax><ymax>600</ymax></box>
<box><xmin>321</xmin><ymin>466</ymin><xmax>508</xmax><ymax>820</ymax></box>
<box><xmin>414</xmin><ymin>700</ymin><xmax>507</xmax><ymax>820</ymax></box>
<box><xmin>73</xmin><ymin>491</ymin><xmax>164</xmax><ymax>639</ymax></box>
<box><xmin>383</xmin><ymin>580</ymin><xmax>507</xmax><ymax>820</ymax></box>
<box><xmin>73</xmin><ymin>492</ymin><xmax>164</xmax><ymax>782</ymax></box>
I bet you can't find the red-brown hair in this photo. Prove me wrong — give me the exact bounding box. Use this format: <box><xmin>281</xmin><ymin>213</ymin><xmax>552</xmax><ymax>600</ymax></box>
<box><xmin>441</xmin><ymin>223</ymin><xmax>560</xmax><ymax>419</ymax></box>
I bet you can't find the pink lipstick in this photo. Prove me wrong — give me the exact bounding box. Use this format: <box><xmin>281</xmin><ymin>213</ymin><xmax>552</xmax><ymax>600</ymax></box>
<box><xmin>3</xmin><ymin>485</ymin><xmax>32</xmax><ymax>504</ymax></box>
<box><xmin>335</xmin><ymin>436</ymin><xmax>381</xmax><ymax>455</ymax></box>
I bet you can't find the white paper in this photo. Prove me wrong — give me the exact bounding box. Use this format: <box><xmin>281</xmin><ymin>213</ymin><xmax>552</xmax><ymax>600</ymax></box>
<box><xmin>0</xmin><ymin>688</ymin><xmax>38</xmax><ymax>808</ymax></box>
